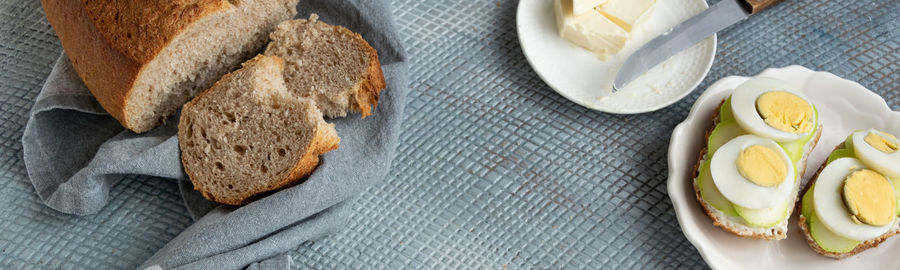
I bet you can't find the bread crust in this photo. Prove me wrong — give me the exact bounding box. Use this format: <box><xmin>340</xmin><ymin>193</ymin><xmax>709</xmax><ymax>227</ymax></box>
<box><xmin>691</xmin><ymin>99</ymin><xmax>822</xmax><ymax>240</ymax></box>
<box><xmin>42</xmin><ymin>0</ymin><xmax>233</xmax><ymax>131</ymax></box>
<box><xmin>41</xmin><ymin>0</ymin><xmax>153</xmax><ymax>127</ymax></box>
<box><xmin>80</xmin><ymin>0</ymin><xmax>231</xmax><ymax>63</ymax></box>
<box><xmin>42</xmin><ymin>0</ymin><xmax>294</xmax><ymax>133</ymax></box>
<box><xmin>354</xmin><ymin>45</ymin><xmax>386</xmax><ymax>118</ymax></box>
<box><xmin>796</xmin><ymin>143</ymin><xmax>900</xmax><ymax>259</ymax></box>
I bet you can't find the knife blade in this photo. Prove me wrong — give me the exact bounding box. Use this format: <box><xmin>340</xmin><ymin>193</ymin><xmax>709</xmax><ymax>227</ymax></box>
<box><xmin>613</xmin><ymin>0</ymin><xmax>781</xmax><ymax>91</ymax></box>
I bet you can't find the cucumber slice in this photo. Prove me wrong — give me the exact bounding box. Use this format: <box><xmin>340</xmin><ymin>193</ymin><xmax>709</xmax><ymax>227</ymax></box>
<box><xmin>802</xmin><ymin>187</ymin><xmax>860</xmax><ymax>253</ymax></box>
<box><xmin>778</xmin><ymin>139</ymin><xmax>805</xmax><ymax>163</ymax></box>
<box><xmin>844</xmin><ymin>130</ymin><xmax>863</xmax><ymax>150</ymax></box>
<box><xmin>810</xmin><ymin>214</ymin><xmax>860</xmax><ymax>253</ymax></box>
<box><xmin>827</xmin><ymin>149</ymin><xmax>855</xmax><ymax>164</ymax></box>
<box><xmin>707</xmin><ymin>121</ymin><xmax>745</xmax><ymax>157</ymax></box>
<box><xmin>719</xmin><ymin>96</ymin><xmax>735</xmax><ymax>123</ymax></box>
<box><xmin>801</xmin><ymin>186</ymin><xmax>815</xmax><ymax>218</ymax></box>
<box><xmin>892</xmin><ymin>177</ymin><xmax>900</xmax><ymax>216</ymax></box>
<box><xmin>697</xmin><ymin>160</ymin><xmax>739</xmax><ymax>216</ymax></box>
<box><xmin>829</xmin><ymin>132</ymin><xmax>856</xmax><ymax>165</ymax></box>
<box><xmin>734</xmin><ymin>198</ymin><xmax>790</xmax><ymax>228</ymax></box>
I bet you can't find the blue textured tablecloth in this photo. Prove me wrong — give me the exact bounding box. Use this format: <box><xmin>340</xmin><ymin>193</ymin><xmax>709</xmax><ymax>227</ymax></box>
<box><xmin>1</xmin><ymin>0</ymin><xmax>899</xmax><ymax>269</ymax></box>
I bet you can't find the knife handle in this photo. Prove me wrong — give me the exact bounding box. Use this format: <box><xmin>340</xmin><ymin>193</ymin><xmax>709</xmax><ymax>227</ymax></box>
<box><xmin>743</xmin><ymin>0</ymin><xmax>783</xmax><ymax>14</ymax></box>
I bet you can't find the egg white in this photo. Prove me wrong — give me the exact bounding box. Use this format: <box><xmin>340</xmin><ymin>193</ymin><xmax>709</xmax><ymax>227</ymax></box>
<box><xmin>710</xmin><ymin>135</ymin><xmax>795</xmax><ymax>209</ymax></box>
<box><xmin>813</xmin><ymin>157</ymin><xmax>896</xmax><ymax>241</ymax></box>
<box><xmin>730</xmin><ymin>77</ymin><xmax>816</xmax><ymax>142</ymax></box>
<box><xmin>853</xmin><ymin>129</ymin><xmax>900</xmax><ymax>178</ymax></box>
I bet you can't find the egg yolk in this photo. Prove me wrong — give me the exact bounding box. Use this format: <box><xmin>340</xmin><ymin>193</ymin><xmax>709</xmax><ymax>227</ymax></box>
<box><xmin>755</xmin><ymin>91</ymin><xmax>814</xmax><ymax>134</ymax></box>
<box><xmin>842</xmin><ymin>169</ymin><xmax>896</xmax><ymax>226</ymax></box>
<box><xmin>865</xmin><ymin>131</ymin><xmax>898</xmax><ymax>153</ymax></box>
<box><xmin>736</xmin><ymin>145</ymin><xmax>787</xmax><ymax>187</ymax></box>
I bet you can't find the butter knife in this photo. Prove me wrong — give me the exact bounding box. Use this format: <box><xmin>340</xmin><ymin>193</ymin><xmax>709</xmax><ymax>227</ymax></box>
<box><xmin>613</xmin><ymin>0</ymin><xmax>783</xmax><ymax>91</ymax></box>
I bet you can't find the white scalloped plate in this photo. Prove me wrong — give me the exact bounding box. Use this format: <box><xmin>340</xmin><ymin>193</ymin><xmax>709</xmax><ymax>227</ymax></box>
<box><xmin>668</xmin><ymin>65</ymin><xmax>900</xmax><ymax>269</ymax></box>
<box><xmin>516</xmin><ymin>0</ymin><xmax>716</xmax><ymax>114</ymax></box>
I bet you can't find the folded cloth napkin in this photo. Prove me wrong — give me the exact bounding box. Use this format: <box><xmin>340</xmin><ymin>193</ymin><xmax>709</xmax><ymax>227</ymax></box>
<box><xmin>21</xmin><ymin>0</ymin><xmax>407</xmax><ymax>268</ymax></box>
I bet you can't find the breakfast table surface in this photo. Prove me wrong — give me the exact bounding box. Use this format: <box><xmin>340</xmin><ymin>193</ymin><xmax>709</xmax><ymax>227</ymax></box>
<box><xmin>2</xmin><ymin>0</ymin><xmax>899</xmax><ymax>269</ymax></box>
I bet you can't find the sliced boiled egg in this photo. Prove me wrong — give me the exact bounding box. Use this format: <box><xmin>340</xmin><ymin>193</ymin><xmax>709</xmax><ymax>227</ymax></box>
<box><xmin>711</xmin><ymin>134</ymin><xmax>795</xmax><ymax>209</ymax></box>
<box><xmin>853</xmin><ymin>129</ymin><xmax>900</xmax><ymax>178</ymax></box>
<box><xmin>843</xmin><ymin>169</ymin><xmax>895</xmax><ymax>226</ymax></box>
<box><xmin>731</xmin><ymin>77</ymin><xmax>816</xmax><ymax>142</ymax></box>
<box><xmin>814</xmin><ymin>157</ymin><xmax>897</xmax><ymax>241</ymax></box>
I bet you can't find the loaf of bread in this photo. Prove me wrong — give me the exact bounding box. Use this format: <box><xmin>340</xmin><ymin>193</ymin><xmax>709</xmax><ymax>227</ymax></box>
<box><xmin>178</xmin><ymin>55</ymin><xmax>339</xmax><ymax>205</ymax></box>
<box><xmin>42</xmin><ymin>0</ymin><xmax>300</xmax><ymax>133</ymax></box>
<box><xmin>265</xmin><ymin>14</ymin><xmax>386</xmax><ymax>118</ymax></box>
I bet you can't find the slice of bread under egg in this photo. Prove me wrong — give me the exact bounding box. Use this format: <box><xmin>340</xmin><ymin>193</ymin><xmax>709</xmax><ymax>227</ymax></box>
<box><xmin>692</xmin><ymin>77</ymin><xmax>822</xmax><ymax>240</ymax></box>
<box><xmin>797</xmin><ymin>130</ymin><xmax>900</xmax><ymax>259</ymax></box>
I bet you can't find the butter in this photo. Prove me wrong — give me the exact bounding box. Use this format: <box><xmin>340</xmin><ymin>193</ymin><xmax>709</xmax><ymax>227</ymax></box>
<box><xmin>554</xmin><ymin>0</ymin><xmax>628</xmax><ymax>59</ymax></box>
<box><xmin>573</xmin><ymin>0</ymin><xmax>608</xmax><ymax>15</ymax></box>
<box><xmin>554</xmin><ymin>0</ymin><xmax>657</xmax><ymax>59</ymax></box>
<box><xmin>596</xmin><ymin>0</ymin><xmax>657</xmax><ymax>32</ymax></box>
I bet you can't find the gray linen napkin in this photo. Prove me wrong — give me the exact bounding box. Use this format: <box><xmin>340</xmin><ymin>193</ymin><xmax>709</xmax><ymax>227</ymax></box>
<box><xmin>21</xmin><ymin>0</ymin><xmax>407</xmax><ymax>268</ymax></box>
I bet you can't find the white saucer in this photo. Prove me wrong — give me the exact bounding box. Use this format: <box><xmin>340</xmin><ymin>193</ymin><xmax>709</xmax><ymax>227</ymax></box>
<box><xmin>516</xmin><ymin>0</ymin><xmax>716</xmax><ymax>114</ymax></box>
<box><xmin>668</xmin><ymin>65</ymin><xmax>900</xmax><ymax>269</ymax></box>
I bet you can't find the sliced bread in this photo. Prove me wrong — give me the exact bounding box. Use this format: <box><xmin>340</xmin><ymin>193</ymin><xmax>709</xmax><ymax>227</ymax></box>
<box><xmin>264</xmin><ymin>14</ymin><xmax>386</xmax><ymax>118</ymax></box>
<box><xmin>797</xmin><ymin>143</ymin><xmax>900</xmax><ymax>259</ymax></box>
<box><xmin>692</xmin><ymin>100</ymin><xmax>822</xmax><ymax>240</ymax></box>
<box><xmin>42</xmin><ymin>0</ymin><xmax>300</xmax><ymax>133</ymax></box>
<box><xmin>178</xmin><ymin>55</ymin><xmax>339</xmax><ymax>205</ymax></box>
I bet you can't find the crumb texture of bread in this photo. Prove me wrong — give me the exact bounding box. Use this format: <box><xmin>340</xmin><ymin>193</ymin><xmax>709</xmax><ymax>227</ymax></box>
<box><xmin>264</xmin><ymin>14</ymin><xmax>386</xmax><ymax>118</ymax></box>
<box><xmin>691</xmin><ymin>99</ymin><xmax>822</xmax><ymax>240</ymax></box>
<box><xmin>178</xmin><ymin>55</ymin><xmax>339</xmax><ymax>205</ymax></box>
<box><xmin>42</xmin><ymin>0</ymin><xmax>300</xmax><ymax>133</ymax></box>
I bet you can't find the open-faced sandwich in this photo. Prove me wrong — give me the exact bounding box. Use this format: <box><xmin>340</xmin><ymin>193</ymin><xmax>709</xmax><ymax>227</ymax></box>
<box><xmin>693</xmin><ymin>77</ymin><xmax>821</xmax><ymax>240</ymax></box>
<box><xmin>798</xmin><ymin>129</ymin><xmax>900</xmax><ymax>258</ymax></box>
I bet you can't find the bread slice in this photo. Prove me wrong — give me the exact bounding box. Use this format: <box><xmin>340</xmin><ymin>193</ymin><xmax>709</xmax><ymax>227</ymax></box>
<box><xmin>797</xmin><ymin>143</ymin><xmax>900</xmax><ymax>259</ymax></box>
<box><xmin>178</xmin><ymin>55</ymin><xmax>339</xmax><ymax>205</ymax></box>
<box><xmin>264</xmin><ymin>14</ymin><xmax>386</xmax><ymax>118</ymax></box>
<box><xmin>42</xmin><ymin>0</ymin><xmax>300</xmax><ymax>133</ymax></box>
<box><xmin>691</xmin><ymin>99</ymin><xmax>822</xmax><ymax>240</ymax></box>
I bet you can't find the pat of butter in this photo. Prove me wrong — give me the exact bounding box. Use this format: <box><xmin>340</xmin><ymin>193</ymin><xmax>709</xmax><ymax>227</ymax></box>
<box><xmin>554</xmin><ymin>0</ymin><xmax>628</xmax><ymax>59</ymax></box>
<box><xmin>596</xmin><ymin>0</ymin><xmax>657</xmax><ymax>32</ymax></box>
<box><xmin>573</xmin><ymin>0</ymin><xmax>607</xmax><ymax>15</ymax></box>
